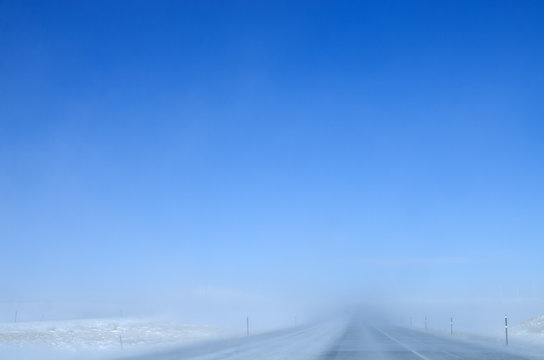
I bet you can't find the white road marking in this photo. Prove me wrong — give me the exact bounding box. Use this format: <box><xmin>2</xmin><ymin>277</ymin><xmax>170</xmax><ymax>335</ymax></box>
<box><xmin>374</xmin><ymin>327</ymin><xmax>432</xmax><ymax>360</ymax></box>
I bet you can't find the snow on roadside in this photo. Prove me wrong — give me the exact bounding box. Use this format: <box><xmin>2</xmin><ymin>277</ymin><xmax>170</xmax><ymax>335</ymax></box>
<box><xmin>511</xmin><ymin>314</ymin><xmax>544</xmax><ymax>344</ymax></box>
<box><xmin>0</xmin><ymin>317</ymin><xmax>226</xmax><ymax>359</ymax></box>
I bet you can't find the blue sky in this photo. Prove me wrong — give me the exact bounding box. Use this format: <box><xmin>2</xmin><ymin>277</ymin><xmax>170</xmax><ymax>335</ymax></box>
<box><xmin>1</xmin><ymin>1</ymin><xmax>544</xmax><ymax>323</ymax></box>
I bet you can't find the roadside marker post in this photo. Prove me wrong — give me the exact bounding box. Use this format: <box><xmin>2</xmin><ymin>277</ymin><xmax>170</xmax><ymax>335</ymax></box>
<box><xmin>246</xmin><ymin>316</ymin><xmax>249</xmax><ymax>336</ymax></box>
<box><xmin>505</xmin><ymin>315</ymin><xmax>508</xmax><ymax>345</ymax></box>
<box><xmin>450</xmin><ymin>317</ymin><xmax>453</xmax><ymax>335</ymax></box>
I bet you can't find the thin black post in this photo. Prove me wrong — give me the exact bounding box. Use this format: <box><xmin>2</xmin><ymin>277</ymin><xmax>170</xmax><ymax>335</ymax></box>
<box><xmin>505</xmin><ymin>315</ymin><xmax>508</xmax><ymax>345</ymax></box>
<box><xmin>450</xmin><ymin>317</ymin><xmax>453</xmax><ymax>335</ymax></box>
<box><xmin>246</xmin><ymin>316</ymin><xmax>249</xmax><ymax>336</ymax></box>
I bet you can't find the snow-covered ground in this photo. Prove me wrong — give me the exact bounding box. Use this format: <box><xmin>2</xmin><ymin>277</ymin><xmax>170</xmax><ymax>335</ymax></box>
<box><xmin>511</xmin><ymin>314</ymin><xmax>544</xmax><ymax>344</ymax></box>
<box><xmin>0</xmin><ymin>317</ymin><xmax>228</xmax><ymax>359</ymax></box>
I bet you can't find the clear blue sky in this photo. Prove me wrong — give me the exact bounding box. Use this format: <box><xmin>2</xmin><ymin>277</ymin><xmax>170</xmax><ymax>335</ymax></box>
<box><xmin>1</xmin><ymin>1</ymin><xmax>544</xmax><ymax>322</ymax></box>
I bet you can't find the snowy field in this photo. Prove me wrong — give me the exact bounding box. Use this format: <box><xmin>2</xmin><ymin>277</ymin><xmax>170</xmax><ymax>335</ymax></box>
<box><xmin>0</xmin><ymin>317</ymin><xmax>229</xmax><ymax>360</ymax></box>
<box><xmin>511</xmin><ymin>314</ymin><xmax>544</xmax><ymax>344</ymax></box>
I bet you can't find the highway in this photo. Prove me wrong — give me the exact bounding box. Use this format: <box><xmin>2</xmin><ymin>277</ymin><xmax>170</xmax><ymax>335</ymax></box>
<box><xmin>322</xmin><ymin>322</ymin><xmax>540</xmax><ymax>360</ymax></box>
<box><xmin>123</xmin><ymin>320</ymin><xmax>544</xmax><ymax>360</ymax></box>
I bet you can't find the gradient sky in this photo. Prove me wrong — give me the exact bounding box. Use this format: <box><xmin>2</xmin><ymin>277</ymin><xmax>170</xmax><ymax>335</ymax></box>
<box><xmin>1</xmin><ymin>1</ymin><xmax>544</xmax><ymax>325</ymax></box>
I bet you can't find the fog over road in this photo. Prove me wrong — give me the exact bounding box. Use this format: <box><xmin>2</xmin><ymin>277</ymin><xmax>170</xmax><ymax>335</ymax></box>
<box><xmin>122</xmin><ymin>318</ymin><xmax>544</xmax><ymax>360</ymax></box>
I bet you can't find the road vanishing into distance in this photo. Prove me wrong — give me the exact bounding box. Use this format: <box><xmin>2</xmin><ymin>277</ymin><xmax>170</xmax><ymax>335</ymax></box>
<box><xmin>124</xmin><ymin>319</ymin><xmax>544</xmax><ymax>360</ymax></box>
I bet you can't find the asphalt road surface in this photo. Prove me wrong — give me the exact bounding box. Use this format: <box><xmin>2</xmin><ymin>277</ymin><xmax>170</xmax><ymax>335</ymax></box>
<box><xmin>124</xmin><ymin>320</ymin><xmax>544</xmax><ymax>360</ymax></box>
<box><xmin>322</xmin><ymin>322</ymin><xmax>541</xmax><ymax>360</ymax></box>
